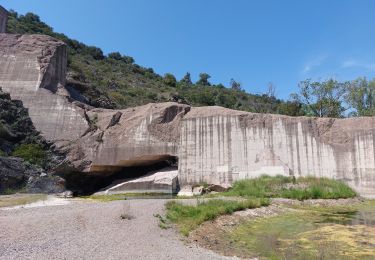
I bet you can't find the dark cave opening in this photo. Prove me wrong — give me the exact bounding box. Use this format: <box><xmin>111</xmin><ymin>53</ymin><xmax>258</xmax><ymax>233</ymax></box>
<box><xmin>63</xmin><ymin>156</ymin><xmax>178</xmax><ymax>195</ymax></box>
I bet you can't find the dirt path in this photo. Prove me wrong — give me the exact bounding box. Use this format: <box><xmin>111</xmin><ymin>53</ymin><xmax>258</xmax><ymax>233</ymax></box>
<box><xmin>0</xmin><ymin>199</ymin><xmax>237</xmax><ymax>260</ymax></box>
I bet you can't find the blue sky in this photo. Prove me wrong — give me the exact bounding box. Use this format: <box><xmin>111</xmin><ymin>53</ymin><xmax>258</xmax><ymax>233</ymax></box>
<box><xmin>2</xmin><ymin>0</ymin><xmax>375</xmax><ymax>99</ymax></box>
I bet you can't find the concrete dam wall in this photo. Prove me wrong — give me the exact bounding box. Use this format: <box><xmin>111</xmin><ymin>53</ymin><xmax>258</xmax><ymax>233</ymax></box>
<box><xmin>0</xmin><ymin>33</ymin><xmax>374</xmax><ymax>196</ymax></box>
<box><xmin>0</xmin><ymin>34</ymin><xmax>88</xmax><ymax>143</ymax></box>
<box><xmin>0</xmin><ymin>6</ymin><xmax>7</xmax><ymax>33</ymax></box>
<box><xmin>179</xmin><ymin>107</ymin><xmax>375</xmax><ymax>197</ymax></box>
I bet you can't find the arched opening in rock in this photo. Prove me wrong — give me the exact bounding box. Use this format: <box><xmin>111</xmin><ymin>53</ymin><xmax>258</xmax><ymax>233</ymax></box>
<box><xmin>63</xmin><ymin>155</ymin><xmax>178</xmax><ymax>195</ymax></box>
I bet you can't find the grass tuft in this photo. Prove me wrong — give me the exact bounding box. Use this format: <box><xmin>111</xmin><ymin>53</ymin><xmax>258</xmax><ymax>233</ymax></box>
<box><xmin>165</xmin><ymin>198</ymin><xmax>269</xmax><ymax>236</ymax></box>
<box><xmin>0</xmin><ymin>194</ymin><xmax>47</xmax><ymax>208</ymax></box>
<box><xmin>224</xmin><ymin>175</ymin><xmax>356</xmax><ymax>200</ymax></box>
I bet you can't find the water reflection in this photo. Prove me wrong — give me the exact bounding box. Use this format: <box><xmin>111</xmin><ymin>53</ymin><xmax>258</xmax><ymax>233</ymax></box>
<box><xmin>319</xmin><ymin>206</ymin><xmax>375</xmax><ymax>227</ymax></box>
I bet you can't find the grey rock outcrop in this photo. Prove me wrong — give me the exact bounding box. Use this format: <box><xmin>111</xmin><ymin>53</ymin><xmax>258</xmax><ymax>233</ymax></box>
<box><xmin>0</xmin><ymin>156</ymin><xmax>65</xmax><ymax>193</ymax></box>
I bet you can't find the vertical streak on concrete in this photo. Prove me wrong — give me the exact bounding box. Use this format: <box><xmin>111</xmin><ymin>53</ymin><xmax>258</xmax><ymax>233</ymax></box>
<box><xmin>0</xmin><ymin>6</ymin><xmax>7</xmax><ymax>33</ymax></box>
<box><xmin>179</xmin><ymin>110</ymin><xmax>375</xmax><ymax>197</ymax></box>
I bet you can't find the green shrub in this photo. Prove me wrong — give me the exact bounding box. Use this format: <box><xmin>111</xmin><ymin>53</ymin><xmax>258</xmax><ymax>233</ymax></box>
<box><xmin>165</xmin><ymin>198</ymin><xmax>269</xmax><ymax>236</ymax></box>
<box><xmin>12</xmin><ymin>143</ymin><xmax>46</xmax><ymax>166</ymax></box>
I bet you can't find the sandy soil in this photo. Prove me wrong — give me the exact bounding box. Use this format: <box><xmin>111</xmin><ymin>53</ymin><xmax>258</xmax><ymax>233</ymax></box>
<box><xmin>0</xmin><ymin>198</ymin><xmax>237</xmax><ymax>260</ymax></box>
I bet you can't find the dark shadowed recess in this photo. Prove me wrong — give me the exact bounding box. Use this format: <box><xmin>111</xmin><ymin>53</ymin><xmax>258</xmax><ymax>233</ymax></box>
<box><xmin>62</xmin><ymin>156</ymin><xmax>178</xmax><ymax>195</ymax></box>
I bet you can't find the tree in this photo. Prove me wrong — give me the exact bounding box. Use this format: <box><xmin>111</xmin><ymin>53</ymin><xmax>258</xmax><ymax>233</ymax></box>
<box><xmin>345</xmin><ymin>77</ymin><xmax>375</xmax><ymax>116</ymax></box>
<box><xmin>230</xmin><ymin>78</ymin><xmax>241</xmax><ymax>91</ymax></box>
<box><xmin>180</xmin><ymin>72</ymin><xmax>192</xmax><ymax>85</ymax></box>
<box><xmin>292</xmin><ymin>79</ymin><xmax>348</xmax><ymax>118</ymax></box>
<box><xmin>197</xmin><ymin>73</ymin><xmax>211</xmax><ymax>86</ymax></box>
<box><xmin>163</xmin><ymin>73</ymin><xmax>177</xmax><ymax>87</ymax></box>
<box><xmin>277</xmin><ymin>101</ymin><xmax>304</xmax><ymax>116</ymax></box>
<box><xmin>266</xmin><ymin>82</ymin><xmax>276</xmax><ymax>98</ymax></box>
<box><xmin>108</xmin><ymin>52</ymin><xmax>134</xmax><ymax>64</ymax></box>
<box><xmin>108</xmin><ymin>52</ymin><xmax>122</xmax><ymax>60</ymax></box>
<box><xmin>86</xmin><ymin>46</ymin><xmax>104</xmax><ymax>60</ymax></box>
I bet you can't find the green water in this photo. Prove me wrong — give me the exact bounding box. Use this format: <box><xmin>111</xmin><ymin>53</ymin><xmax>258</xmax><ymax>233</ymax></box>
<box><xmin>227</xmin><ymin>201</ymin><xmax>375</xmax><ymax>260</ymax></box>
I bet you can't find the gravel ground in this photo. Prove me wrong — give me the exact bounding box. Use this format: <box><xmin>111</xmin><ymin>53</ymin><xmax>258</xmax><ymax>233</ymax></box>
<box><xmin>0</xmin><ymin>199</ymin><xmax>237</xmax><ymax>260</ymax></box>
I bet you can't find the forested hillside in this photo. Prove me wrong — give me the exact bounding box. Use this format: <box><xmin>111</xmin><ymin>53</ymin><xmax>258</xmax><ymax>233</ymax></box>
<box><xmin>6</xmin><ymin>10</ymin><xmax>305</xmax><ymax>115</ymax></box>
<box><xmin>6</xmin><ymin>11</ymin><xmax>375</xmax><ymax>118</ymax></box>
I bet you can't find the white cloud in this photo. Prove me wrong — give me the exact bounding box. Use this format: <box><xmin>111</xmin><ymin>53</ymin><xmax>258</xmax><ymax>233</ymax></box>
<box><xmin>341</xmin><ymin>59</ymin><xmax>375</xmax><ymax>71</ymax></box>
<box><xmin>301</xmin><ymin>55</ymin><xmax>328</xmax><ymax>74</ymax></box>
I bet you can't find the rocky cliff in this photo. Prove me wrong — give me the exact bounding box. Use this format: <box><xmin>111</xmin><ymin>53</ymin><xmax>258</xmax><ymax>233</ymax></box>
<box><xmin>0</xmin><ymin>88</ymin><xmax>65</xmax><ymax>194</ymax></box>
<box><xmin>1</xmin><ymin>33</ymin><xmax>374</xmax><ymax>197</ymax></box>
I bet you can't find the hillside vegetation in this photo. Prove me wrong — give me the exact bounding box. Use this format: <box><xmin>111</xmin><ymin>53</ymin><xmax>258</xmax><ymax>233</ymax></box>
<box><xmin>6</xmin><ymin>11</ymin><xmax>303</xmax><ymax>115</ymax></box>
<box><xmin>7</xmin><ymin>11</ymin><xmax>375</xmax><ymax>118</ymax></box>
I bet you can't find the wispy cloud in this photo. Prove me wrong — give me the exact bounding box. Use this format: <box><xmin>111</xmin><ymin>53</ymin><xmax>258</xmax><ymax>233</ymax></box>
<box><xmin>341</xmin><ymin>59</ymin><xmax>375</xmax><ymax>71</ymax></box>
<box><xmin>301</xmin><ymin>55</ymin><xmax>328</xmax><ymax>74</ymax></box>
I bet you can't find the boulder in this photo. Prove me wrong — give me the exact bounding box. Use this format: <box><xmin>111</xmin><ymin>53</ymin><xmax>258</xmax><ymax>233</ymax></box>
<box><xmin>177</xmin><ymin>186</ymin><xmax>194</xmax><ymax>197</ymax></box>
<box><xmin>206</xmin><ymin>184</ymin><xmax>232</xmax><ymax>193</ymax></box>
<box><xmin>0</xmin><ymin>156</ymin><xmax>31</xmax><ymax>192</ymax></box>
<box><xmin>26</xmin><ymin>174</ymin><xmax>65</xmax><ymax>194</ymax></box>
<box><xmin>192</xmin><ymin>186</ymin><xmax>205</xmax><ymax>196</ymax></box>
<box><xmin>0</xmin><ymin>156</ymin><xmax>64</xmax><ymax>193</ymax></box>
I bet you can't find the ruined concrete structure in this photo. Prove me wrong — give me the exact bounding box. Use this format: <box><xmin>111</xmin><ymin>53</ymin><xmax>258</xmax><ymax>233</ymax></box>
<box><xmin>0</xmin><ymin>6</ymin><xmax>7</xmax><ymax>33</ymax></box>
<box><xmin>0</xmin><ymin>33</ymin><xmax>374</xmax><ymax>197</ymax></box>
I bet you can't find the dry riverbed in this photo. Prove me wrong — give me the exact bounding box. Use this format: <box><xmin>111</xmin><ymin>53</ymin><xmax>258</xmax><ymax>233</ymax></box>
<box><xmin>1</xmin><ymin>193</ymin><xmax>374</xmax><ymax>260</ymax></box>
<box><xmin>0</xmin><ymin>196</ymin><xmax>237</xmax><ymax>260</ymax></box>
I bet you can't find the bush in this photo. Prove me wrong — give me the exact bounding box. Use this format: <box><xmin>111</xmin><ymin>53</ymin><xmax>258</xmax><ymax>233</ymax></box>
<box><xmin>12</xmin><ymin>143</ymin><xmax>47</xmax><ymax>166</ymax></box>
<box><xmin>0</xmin><ymin>150</ymin><xmax>7</xmax><ymax>156</ymax></box>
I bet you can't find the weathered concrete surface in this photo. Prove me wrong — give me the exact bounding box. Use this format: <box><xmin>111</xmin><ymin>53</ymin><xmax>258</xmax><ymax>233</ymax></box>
<box><xmin>0</xmin><ymin>6</ymin><xmax>7</xmax><ymax>33</ymax></box>
<box><xmin>0</xmin><ymin>34</ymin><xmax>189</xmax><ymax>190</ymax></box>
<box><xmin>0</xmin><ymin>34</ymin><xmax>89</xmax><ymax>143</ymax></box>
<box><xmin>65</xmin><ymin>102</ymin><xmax>190</xmax><ymax>172</ymax></box>
<box><xmin>179</xmin><ymin>106</ymin><xmax>375</xmax><ymax>198</ymax></box>
<box><xmin>95</xmin><ymin>167</ymin><xmax>178</xmax><ymax>194</ymax></box>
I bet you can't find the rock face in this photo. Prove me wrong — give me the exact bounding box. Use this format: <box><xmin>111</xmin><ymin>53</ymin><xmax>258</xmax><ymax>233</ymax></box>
<box><xmin>178</xmin><ymin>107</ymin><xmax>375</xmax><ymax>198</ymax></box>
<box><xmin>0</xmin><ymin>6</ymin><xmax>7</xmax><ymax>33</ymax></box>
<box><xmin>67</xmin><ymin>102</ymin><xmax>190</xmax><ymax>173</ymax></box>
<box><xmin>0</xmin><ymin>156</ymin><xmax>65</xmax><ymax>193</ymax></box>
<box><xmin>0</xmin><ymin>88</ymin><xmax>44</xmax><ymax>154</ymax></box>
<box><xmin>0</xmin><ymin>34</ymin><xmax>89</xmax><ymax>144</ymax></box>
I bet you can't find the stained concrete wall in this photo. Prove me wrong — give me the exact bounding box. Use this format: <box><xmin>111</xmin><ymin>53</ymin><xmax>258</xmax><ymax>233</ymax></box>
<box><xmin>178</xmin><ymin>107</ymin><xmax>375</xmax><ymax>197</ymax></box>
<box><xmin>0</xmin><ymin>34</ymin><xmax>89</xmax><ymax>143</ymax></box>
<box><xmin>0</xmin><ymin>6</ymin><xmax>7</xmax><ymax>33</ymax></box>
<box><xmin>68</xmin><ymin>103</ymin><xmax>189</xmax><ymax>172</ymax></box>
